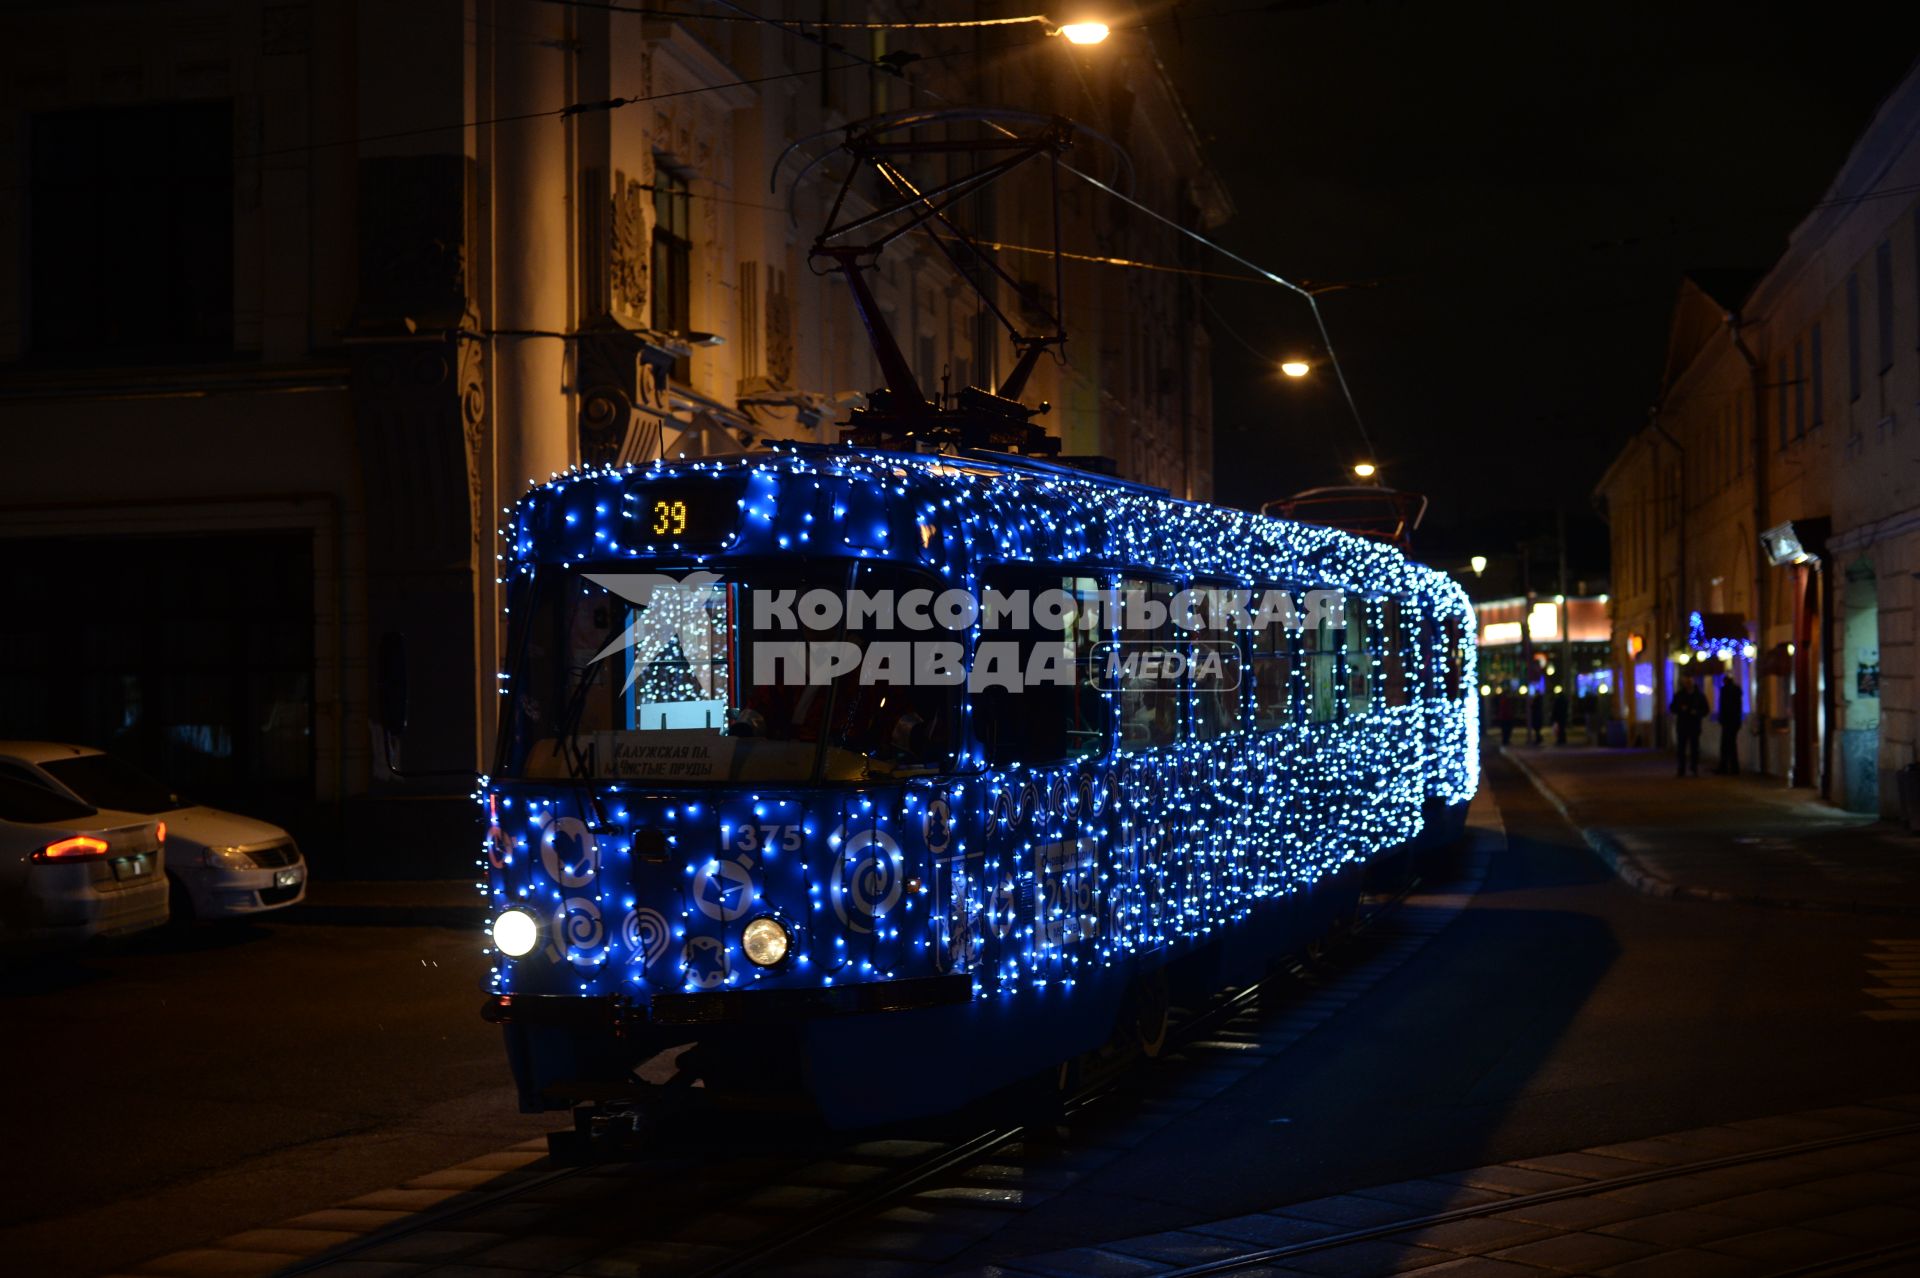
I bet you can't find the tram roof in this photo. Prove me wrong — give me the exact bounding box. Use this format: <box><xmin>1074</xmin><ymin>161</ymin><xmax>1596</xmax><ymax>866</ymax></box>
<box><xmin>506</xmin><ymin>449</ymin><xmax>1474</xmax><ymax>615</ymax></box>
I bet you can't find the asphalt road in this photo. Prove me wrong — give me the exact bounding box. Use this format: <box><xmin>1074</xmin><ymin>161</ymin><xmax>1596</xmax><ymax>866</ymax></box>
<box><xmin>0</xmin><ymin>916</ymin><xmax>560</xmax><ymax>1278</ymax></box>
<box><xmin>950</xmin><ymin>753</ymin><xmax>1920</xmax><ymax>1264</ymax></box>
<box><xmin>3</xmin><ymin>754</ymin><xmax>1914</xmax><ymax>1277</ymax></box>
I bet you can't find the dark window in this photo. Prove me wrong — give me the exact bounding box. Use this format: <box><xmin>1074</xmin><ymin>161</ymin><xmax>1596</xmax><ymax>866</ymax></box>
<box><xmin>973</xmin><ymin>569</ymin><xmax>1112</xmax><ymax>766</ymax></box>
<box><xmin>1190</xmin><ymin>586</ymin><xmax>1244</xmax><ymax>741</ymax></box>
<box><xmin>29</xmin><ymin>99</ymin><xmax>234</xmax><ymax>362</ymax></box>
<box><xmin>1304</xmin><ymin>607</ymin><xmax>1344</xmax><ymax>725</ymax></box>
<box><xmin>651</xmin><ymin>163</ymin><xmax>692</xmax><ymax>381</ymax></box>
<box><xmin>1117</xmin><ymin>577</ymin><xmax>1181</xmax><ymax>749</ymax></box>
<box><xmin>0</xmin><ymin>775</ymin><xmax>96</xmax><ymax>825</ymax></box>
<box><xmin>1846</xmin><ymin>272</ymin><xmax>1862</xmax><ymax>400</ymax></box>
<box><xmin>40</xmin><ymin>753</ymin><xmax>184</xmax><ymax>814</ymax></box>
<box><xmin>1811</xmin><ymin>323</ymin><xmax>1824</xmax><ymax>426</ymax></box>
<box><xmin>1250</xmin><ymin>586</ymin><xmax>1295</xmax><ymax>730</ymax></box>
<box><xmin>1793</xmin><ymin>340</ymin><xmax>1805</xmax><ymax>438</ymax></box>
<box><xmin>1876</xmin><ymin>239</ymin><xmax>1895</xmax><ymax>373</ymax></box>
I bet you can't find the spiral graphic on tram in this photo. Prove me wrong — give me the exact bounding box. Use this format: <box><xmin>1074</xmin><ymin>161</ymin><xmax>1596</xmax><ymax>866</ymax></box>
<box><xmin>551</xmin><ymin>896</ymin><xmax>606</xmax><ymax>965</ymax></box>
<box><xmin>829</xmin><ymin>824</ymin><xmax>904</xmax><ymax>934</ymax></box>
<box><xmin>620</xmin><ymin>906</ymin><xmax>671</xmax><ymax>969</ymax></box>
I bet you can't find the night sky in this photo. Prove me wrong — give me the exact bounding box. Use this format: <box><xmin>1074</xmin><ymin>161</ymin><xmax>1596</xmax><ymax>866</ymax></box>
<box><xmin>1156</xmin><ymin>1</ymin><xmax>1920</xmax><ymax>574</ymax></box>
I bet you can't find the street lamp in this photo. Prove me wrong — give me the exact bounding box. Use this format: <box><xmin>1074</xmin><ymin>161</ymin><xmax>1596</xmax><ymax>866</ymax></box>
<box><xmin>1279</xmin><ymin>358</ymin><xmax>1310</xmax><ymax>378</ymax></box>
<box><xmin>1351</xmin><ymin>461</ymin><xmax>1377</xmax><ymax>479</ymax></box>
<box><xmin>1470</xmin><ymin>555</ymin><xmax>1488</xmax><ymax>577</ymax></box>
<box><xmin>1055</xmin><ymin>20</ymin><xmax>1111</xmax><ymax>43</ymax></box>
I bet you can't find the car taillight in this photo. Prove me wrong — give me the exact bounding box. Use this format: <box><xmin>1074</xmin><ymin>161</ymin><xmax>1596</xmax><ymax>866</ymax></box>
<box><xmin>35</xmin><ymin>836</ymin><xmax>110</xmax><ymax>862</ymax></box>
<box><xmin>157</xmin><ymin>821</ymin><xmax>167</xmax><ymax>845</ymax></box>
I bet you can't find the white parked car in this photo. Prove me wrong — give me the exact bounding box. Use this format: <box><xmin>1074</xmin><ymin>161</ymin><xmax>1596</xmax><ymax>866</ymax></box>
<box><xmin>0</xmin><ymin>742</ymin><xmax>308</xmax><ymax>922</ymax></box>
<box><xmin>0</xmin><ymin>774</ymin><xmax>169</xmax><ymax>945</ymax></box>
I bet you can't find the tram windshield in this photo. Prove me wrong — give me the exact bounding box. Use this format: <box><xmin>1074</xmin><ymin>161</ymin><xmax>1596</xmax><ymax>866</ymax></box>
<box><xmin>496</xmin><ymin>563</ymin><xmax>957</xmax><ymax>785</ymax></box>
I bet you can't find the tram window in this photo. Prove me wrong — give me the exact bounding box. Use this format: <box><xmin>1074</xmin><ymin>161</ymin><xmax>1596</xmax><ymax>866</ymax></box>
<box><xmin>1250</xmin><ymin>588</ymin><xmax>1294</xmax><ymax>729</ymax></box>
<box><xmin>1118</xmin><ymin>577</ymin><xmax>1181</xmax><ymax>749</ymax></box>
<box><xmin>1191</xmin><ymin>584</ymin><xmax>1244</xmax><ymax>740</ymax></box>
<box><xmin>1348</xmin><ymin>596</ymin><xmax>1374</xmax><ymax>716</ymax></box>
<box><xmin>495</xmin><ymin>562</ymin><xmax>957</xmax><ymax>785</ymax></box>
<box><xmin>816</xmin><ymin>562</ymin><xmax>961</xmax><ymax>780</ymax></box>
<box><xmin>1304</xmin><ymin>612</ymin><xmax>1342</xmax><ymax>725</ymax></box>
<box><xmin>972</xmin><ymin>569</ymin><xmax>1112</xmax><ymax>766</ymax></box>
<box><xmin>1381</xmin><ymin>597</ymin><xmax>1410</xmax><ymax>707</ymax></box>
<box><xmin>1444</xmin><ymin>617</ymin><xmax>1468</xmax><ymax>699</ymax></box>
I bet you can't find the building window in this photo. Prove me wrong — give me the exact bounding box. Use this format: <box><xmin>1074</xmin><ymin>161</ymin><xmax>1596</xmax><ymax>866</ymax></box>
<box><xmin>1876</xmin><ymin>239</ymin><xmax>1895</xmax><ymax>373</ymax></box>
<box><xmin>1846</xmin><ymin>272</ymin><xmax>1862</xmax><ymax>400</ymax></box>
<box><xmin>29</xmin><ymin>99</ymin><xmax>234</xmax><ymax>362</ymax></box>
<box><xmin>1793</xmin><ymin>339</ymin><xmax>1805</xmax><ymax>438</ymax></box>
<box><xmin>651</xmin><ymin>163</ymin><xmax>692</xmax><ymax>381</ymax></box>
<box><xmin>1811</xmin><ymin>323</ymin><xmax>1824</xmax><ymax>426</ymax></box>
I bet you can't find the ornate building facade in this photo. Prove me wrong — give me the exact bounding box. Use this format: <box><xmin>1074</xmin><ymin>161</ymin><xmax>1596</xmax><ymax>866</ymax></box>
<box><xmin>1596</xmin><ymin>61</ymin><xmax>1920</xmax><ymax>815</ymax></box>
<box><xmin>0</xmin><ymin>1</ymin><xmax>1229</xmax><ymax>871</ymax></box>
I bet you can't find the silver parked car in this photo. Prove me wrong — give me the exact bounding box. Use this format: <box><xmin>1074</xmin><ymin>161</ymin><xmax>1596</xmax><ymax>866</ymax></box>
<box><xmin>0</xmin><ymin>774</ymin><xmax>169</xmax><ymax>945</ymax></box>
<box><xmin>0</xmin><ymin>742</ymin><xmax>307</xmax><ymax>922</ymax></box>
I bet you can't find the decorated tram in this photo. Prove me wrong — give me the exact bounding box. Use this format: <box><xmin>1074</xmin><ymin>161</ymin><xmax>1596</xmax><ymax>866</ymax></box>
<box><xmin>479</xmin><ymin>446</ymin><xmax>1479</xmax><ymax>1125</ymax></box>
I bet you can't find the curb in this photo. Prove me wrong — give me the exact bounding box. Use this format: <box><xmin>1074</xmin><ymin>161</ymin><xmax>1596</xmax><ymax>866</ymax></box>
<box><xmin>1500</xmin><ymin>748</ymin><xmax>1920</xmax><ymax>917</ymax></box>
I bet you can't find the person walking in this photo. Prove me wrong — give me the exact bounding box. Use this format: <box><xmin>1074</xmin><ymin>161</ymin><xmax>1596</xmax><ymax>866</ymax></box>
<box><xmin>1496</xmin><ymin>688</ymin><xmax>1517</xmax><ymax>747</ymax></box>
<box><xmin>1551</xmin><ymin>689</ymin><xmax>1569</xmax><ymax>745</ymax></box>
<box><xmin>1670</xmin><ymin>676</ymin><xmax>1709</xmax><ymax>777</ymax></box>
<box><xmin>1526</xmin><ymin>685</ymin><xmax>1545</xmax><ymax>744</ymax></box>
<box><xmin>1715</xmin><ymin>674</ymin><xmax>1744</xmax><ymax>774</ymax></box>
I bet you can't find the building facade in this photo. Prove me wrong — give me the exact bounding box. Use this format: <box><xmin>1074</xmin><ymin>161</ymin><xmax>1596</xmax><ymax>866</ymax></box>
<box><xmin>0</xmin><ymin>1</ymin><xmax>1230</xmax><ymax>873</ymax></box>
<box><xmin>1595</xmin><ymin>60</ymin><xmax>1920</xmax><ymax>815</ymax></box>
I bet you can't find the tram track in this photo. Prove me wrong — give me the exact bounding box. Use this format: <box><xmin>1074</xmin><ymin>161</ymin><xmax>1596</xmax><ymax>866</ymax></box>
<box><xmin>271</xmin><ymin>869</ymin><xmax>1439</xmax><ymax>1278</ymax></box>
<box><xmin>687</xmin><ymin>871</ymin><xmax>1445</xmax><ymax>1277</ymax></box>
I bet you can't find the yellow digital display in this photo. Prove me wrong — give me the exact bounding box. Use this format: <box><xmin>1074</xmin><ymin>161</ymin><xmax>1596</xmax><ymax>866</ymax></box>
<box><xmin>650</xmin><ymin>499</ymin><xmax>689</xmax><ymax>536</ymax></box>
<box><xmin>625</xmin><ymin>479</ymin><xmax>741</xmax><ymax>544</ymax></box>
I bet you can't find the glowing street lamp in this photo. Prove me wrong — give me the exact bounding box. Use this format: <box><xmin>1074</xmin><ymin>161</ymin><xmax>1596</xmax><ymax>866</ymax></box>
<box><xmin>1055</xmin><ymin>21</ymin><xmax>1110</xmax><ymax>43</ymax></box>
<box><xmin>1279</xmin><ymin>359</ymin><xmax>1311</xmax><ymax>378</ymax></box>
<box><xmin>1469</xmin><ymin>555</ymin><xmax>1488</xmax><ymax>577</ymax></box>
<box><xmin>1352</xmin><ymin>461</ymin><xmax>1377</xmax><ymax>480</ymax></box>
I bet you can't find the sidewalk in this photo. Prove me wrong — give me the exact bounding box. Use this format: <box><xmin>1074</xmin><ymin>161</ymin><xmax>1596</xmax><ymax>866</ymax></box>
<box><xmin>281</xmin><ymin>879</ymin><xmax>487</xmax><ymax>928</ymax></box>
<box><xmin>1505</xmin><ymin>745</ymin><xmax>1920</xmax><ymax>915</ymax></box>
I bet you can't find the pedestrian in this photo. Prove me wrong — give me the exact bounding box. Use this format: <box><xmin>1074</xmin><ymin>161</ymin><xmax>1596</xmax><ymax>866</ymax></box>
<box><xmin>1551</xmin><ymin>690</ymin><xmax>1569</xmax><ymax>745</ymax></box>
<box><xmin>1496</xmin><ymin>688</ymin><xmax>1517</xmax><ymax>746</ymax></box>
<box><xmin>1715</xmin><ymin>674</ymin><xmax>1743</xmax><ymax>774</ymax></box>
<box><xmin>1527</xmin><ymin>686</ymin><xmax>1544</xmax><ymax>744</ymax></box>
<box><xmin>1669</xmin><ymin>676</ymin><xmax>1708</xmax><ymax>777</ymax></box>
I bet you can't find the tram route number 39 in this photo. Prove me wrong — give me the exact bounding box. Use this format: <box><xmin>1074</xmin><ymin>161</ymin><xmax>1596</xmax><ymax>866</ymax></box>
<box><xmin>735</xmin><ymin>824</ymin><xmax>803</xmax><ymax>854</ymax></box>
<box><xmin>650</xmin><ymin>498</ymin><xmax>688</xmax><ymax>536</ymax></box>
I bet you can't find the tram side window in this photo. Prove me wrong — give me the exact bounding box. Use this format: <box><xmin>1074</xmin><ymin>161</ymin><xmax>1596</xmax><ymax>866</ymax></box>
<box><xmin>1250</xmin><ymin>586</ymin><xmax>1293</xmax><ymax>729</ymax></box>
<box><xmin>1191</xmin><ymin>584</ymin><xmax>1245</xmax><ymax>740</ymax></box>
<box><xmin>815</xmin><ymin>562</ymin><xmax>961</xmax><ymax>778</ymax></box>
<box><xmin>1118</xmin><ymin>576</ymin><xmax>1181</xmax><ymax>749</ymax></box>
<box><xmin>1304</xmin><ymin>610</ymin><xmax>1343</xmax><ymax>725</ymax></box>
<box><xmin>1348</xmin><ymin>595</ymin><xmax>1375</xmax><ymax>716</ymax></box>
<box><xmin>1382</xmin><ymin>597</ymin><xmax>1410</xmax><ymax>707</ymax></box>
<box><xmin>973</xmin><ymin>569</ymin><xmax>1112</xmax><ymax>766</ymax></box>
<box><xmin>1445</xmin><ymin>616</ymin><xmax>1468</xmax><ymax>700</ymax></box>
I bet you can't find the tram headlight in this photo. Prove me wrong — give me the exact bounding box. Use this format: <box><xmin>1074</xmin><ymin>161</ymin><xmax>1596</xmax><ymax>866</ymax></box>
<box><xmin>492</xmin><ymin>908</ymin><xmax>541</xmax><ymax>958</ymax></box>
<box><xmin>742</xmin><ymin>915</ymin><xmax>792</xmax><ymax>967</ymax></box>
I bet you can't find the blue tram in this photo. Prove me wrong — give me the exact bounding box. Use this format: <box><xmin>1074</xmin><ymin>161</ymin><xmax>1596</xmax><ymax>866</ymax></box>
<box><xmin>480</xmin><ymin>446</ymin><xmax>1478</xmax><ymax>1124</ymax></box>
